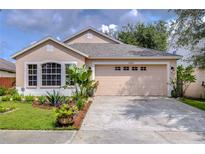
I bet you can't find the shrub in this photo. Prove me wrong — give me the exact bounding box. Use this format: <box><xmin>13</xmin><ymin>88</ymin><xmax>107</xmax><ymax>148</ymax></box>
<box><xmin>66</xmin><ymin>65</ymin><xmax>98</xmax><ymax>98</ymax></box>
<box><xmin>0</xmin><ymin>105</ymin><xmax>16</xmax><ymax>113</ymax></box>
<box><xmin>54</xmin><ymin>104</ymin><xmax>78</xmax><ymax>125</ymax></box>
<box><xmin>46</xmin><ymin>90</ymin><xmax>64</xmax><ymax>106</ymax></box>
<box><xmin>38</xmin><ymin>96</ymin><xmax>46</xmax><ymax>104</ymax></box>
<box><xmin>12</xmin><ymin>94</ymin><xmax>22</xmax><ymax>101</ymax></box>
<box><xmin>76</xmin><ymin>97</ymin><xmax>87</xmax><ymax>110</ymax></box>
<box><xmin>25</xmin><ymin>95</ymin><xmax>35</xmax><ymax>102</ymax></box>
<box><xmin>61</xmin><ymin>96</ymin><xmax>69</xmax><ymax>104</ymax></box>
<box><xmin>0</xmin><ymin>87</ymin><xmax>6</xmax><ymax>96</ymax></box>
<box><xmin>1</xmin><ymin>95</ymin><xmax>11</xmax><ymax>101</ymax></box>
<box><xmin>6</xmin><ymin>88</ymin><xmax>18</xmax><ymax>96</ymax></box>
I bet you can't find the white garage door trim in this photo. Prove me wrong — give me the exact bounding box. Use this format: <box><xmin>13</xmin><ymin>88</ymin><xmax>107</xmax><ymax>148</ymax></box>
<box><xmin>91</xmin><ymin>61</ymin><xmax>171</xmax><ymax>96</ymax></box>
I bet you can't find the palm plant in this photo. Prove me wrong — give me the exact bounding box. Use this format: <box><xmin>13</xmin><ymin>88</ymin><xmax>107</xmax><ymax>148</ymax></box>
<box><xmin>46</xmin><ymin>90</ymin><xmax>63</xmax><ymax>106</ymax></box>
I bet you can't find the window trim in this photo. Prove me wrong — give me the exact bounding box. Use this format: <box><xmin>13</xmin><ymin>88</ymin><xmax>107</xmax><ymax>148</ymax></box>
<box><xmin>41</xmin><ymin>62</ymin><xmax>62</xmax><ymax>86</ymax></box>
<box><xmin>24</xmin><ymin>61</ymin><xmax>77</xmax><ymax>88</ymax></box>
<box><xmin>25</xmin><ymin>63</ymin><xmax>38</xmax><ymax>88</ymax></box>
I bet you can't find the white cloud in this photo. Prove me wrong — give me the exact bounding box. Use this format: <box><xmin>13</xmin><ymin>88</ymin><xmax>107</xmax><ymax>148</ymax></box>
<box><xmin>56</xmin><ymin>36</ymin><xmax>61</xmax><ymax>41</ymax></box>
<box><xmin>109</xmin><ymin>24</ymin><xmax>118</xmax><ymax>31</ymax></box>
<box><xmin>101</xmin><ymin>24</ymin><xmax>109</xmax><ymax>33</ymax></box>
<box><xmin>100</xmin><ymin>24</ymin><xmax>118</xmax><ymax>33</ymax></box>
<box><xmin>4</xmin><ymin>9</ymin><xmax>173</xmax><ymax>38</ymax></box>
<box><xmin>120</xmin><ymin>9</ymin><xmax>145</xmax><ymax>25</ymax></box>
<box><xmin>129</xmin><ymin>9</ymin><xmax>138</xmax><ymax>17</ymax></box>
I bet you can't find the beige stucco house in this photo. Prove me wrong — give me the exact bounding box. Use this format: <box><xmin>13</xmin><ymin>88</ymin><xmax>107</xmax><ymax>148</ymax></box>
<box><xmin>11</xmin><ymin>27</ymin><xmax>180</xmax><ymax>96</ymax></box>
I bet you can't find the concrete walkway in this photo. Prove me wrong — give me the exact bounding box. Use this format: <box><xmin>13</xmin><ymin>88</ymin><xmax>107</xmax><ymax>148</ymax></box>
<box><xmin>0</xmin><ymin>130</ymin><xmax>76</xmax><ymax>144</ymax></box>
<box><xmin>72</xmin><ymin>96</ymin><xmax>205</xmax><ymax>144</ymax></box>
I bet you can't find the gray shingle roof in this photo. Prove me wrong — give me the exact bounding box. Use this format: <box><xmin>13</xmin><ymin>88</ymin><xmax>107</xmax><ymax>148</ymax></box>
<box><xmin>0</xmin><ymin>58</ymin><xmax>15</xmax><ymax>72</ymax></box>
<box><xmin>69</xmin><ymin>43</ymin><xmax>179</xmax><ymax>58</ymax></box>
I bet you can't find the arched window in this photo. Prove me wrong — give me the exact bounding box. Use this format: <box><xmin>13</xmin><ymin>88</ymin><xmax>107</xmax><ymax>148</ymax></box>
<box><xmin>42</xmin><ymin>63</ymin><xmax>61</xmax><ymax>86</ymax></box>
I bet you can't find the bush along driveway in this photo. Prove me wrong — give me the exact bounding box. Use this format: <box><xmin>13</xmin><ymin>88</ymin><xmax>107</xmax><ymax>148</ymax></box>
<box><xmin>72</xmin><ymin>96</ymin><xmax>205</xmax><ymax>144</ymax></box>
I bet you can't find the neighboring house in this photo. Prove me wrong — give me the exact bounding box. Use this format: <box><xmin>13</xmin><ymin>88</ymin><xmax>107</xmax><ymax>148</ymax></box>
<box><xmin>11</xmin><ymin>27</ymin><xmax>180</xmax><ymax>96</ymax></box>
<box><xmin>168</xmin><ymin>45</ymin><xmax>205</xmax><ymax>99</ymax></box>
<box><xmin>0</xmin><ymin>58</ymin><xmax>16</xmax><ymax>88</ymax></box>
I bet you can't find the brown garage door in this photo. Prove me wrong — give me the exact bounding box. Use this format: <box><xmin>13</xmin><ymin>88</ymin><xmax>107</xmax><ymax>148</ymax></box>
<box><xmin>95</xmin><ymin>65</ymin><xmax>167</xmax><ymax>96</ymax></box>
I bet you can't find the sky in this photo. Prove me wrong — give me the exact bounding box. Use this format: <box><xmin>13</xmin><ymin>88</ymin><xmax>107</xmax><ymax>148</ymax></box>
<box><xmin>0</xmin><ymin>9</ymin><xmax>176</xmax><ymax>61</ymax></box>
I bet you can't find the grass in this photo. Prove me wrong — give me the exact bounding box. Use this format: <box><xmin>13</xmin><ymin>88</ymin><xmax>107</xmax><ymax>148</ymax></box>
<box><xmin>180</xmin><ymin>98</ymin><xmax>205</xmax><ymax>111</ymax></box>
<box><xmin>0</xmin><ymin>101</ymin><xmax>57</xmax><ymax>130</ymax></box>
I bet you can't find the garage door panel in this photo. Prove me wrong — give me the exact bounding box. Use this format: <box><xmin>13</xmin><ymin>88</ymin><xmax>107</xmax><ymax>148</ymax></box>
<box><xmin>95</xmin><ymin>65</ymin><xmax>167</xmax><ymax>96</ymax></box>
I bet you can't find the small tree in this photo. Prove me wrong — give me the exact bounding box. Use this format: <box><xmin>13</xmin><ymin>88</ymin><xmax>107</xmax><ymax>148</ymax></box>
<box><xmin>177</xmin><ymin>65</ymin><xmax>196</xmax><ymax>97</ymax></box>
<box><xmin>66</xmin><ymin>65</ymin><xmax>98</xmax><ymax>98</ymax></box>
<box><xmin>117</xmin><ymin>21</ymin><xmax>168</xmax><ymax>51</ymax></box>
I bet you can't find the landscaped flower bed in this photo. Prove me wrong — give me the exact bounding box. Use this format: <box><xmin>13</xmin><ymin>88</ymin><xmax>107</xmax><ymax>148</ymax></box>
<box><xmin>0</xmin><ymin>65</ymin><xmax>97</xmax><ymax>130</ymax></box>
<box><xmin>0</xmin><ymin>105</ymin><xmax>16</xmax><ymax>113</ymax></box>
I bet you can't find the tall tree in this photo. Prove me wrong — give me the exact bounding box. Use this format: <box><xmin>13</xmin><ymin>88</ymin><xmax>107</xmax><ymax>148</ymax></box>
<box><xmin>170</xmin><ymin>9</ymin><xmax>205</xmax><ymax>67</ymax></box>
<box><xmin>117</xmin><ymin>21</ymin><xmax>168</xmax><ymax>51</ymax></box>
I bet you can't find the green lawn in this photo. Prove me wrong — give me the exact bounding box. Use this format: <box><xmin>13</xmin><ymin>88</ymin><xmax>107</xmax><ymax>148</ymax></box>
<box><xmin>0</xmin><ymin>101</ymin><xmax>56</xmax><ymax>130</ymax></box>
<box><xmin>181</xmin><ymin>98</ymin><xmax>205</xmax><ymax>111</ymax></box>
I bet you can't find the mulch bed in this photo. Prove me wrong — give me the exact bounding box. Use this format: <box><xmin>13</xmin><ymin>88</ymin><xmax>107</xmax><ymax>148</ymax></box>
<box><xmin>72</xmin><ymin>100</ymin><xmax>92</xmax><ymax>129</ymax></box>
<box><xmin>32</xmin><ymin>99</ymin><xmax>92</xmax><ymax>130</ymax></box>
<box><xmin>32</xmin><ymin>102</ymin><xmax>54</xmax><ymax>110</ymax></box>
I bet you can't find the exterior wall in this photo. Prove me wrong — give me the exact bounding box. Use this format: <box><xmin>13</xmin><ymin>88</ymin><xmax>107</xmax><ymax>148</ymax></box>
<box><xmin>65</xmin><ymin>30</ymin><xmax>117</xmax><ymax>45</ymax></box>
<box><xmin>85</xmin><ymin>59</ymin><xmax>177</xmax><ymax>96</ymax></box>
<box><xmin>185</xmin><ymin>68</ymin><xmax>205</xmax><ymax>99</ymax></box>
<box><xmin>0</xmin><ymin>70</ymin><xmax>15</xmax><ymax>77</ymax></box>
<box><xmin>15</xmin><ymin>40</ymin><xmax>85</xmax><ymax>96</ymax></box>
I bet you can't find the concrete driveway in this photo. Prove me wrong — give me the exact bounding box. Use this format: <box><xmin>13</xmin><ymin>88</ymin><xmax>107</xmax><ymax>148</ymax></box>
<box><xmin>72</xmin><ymin>96</ymin><xmax>205</xmax><ymax>143</ymax></box>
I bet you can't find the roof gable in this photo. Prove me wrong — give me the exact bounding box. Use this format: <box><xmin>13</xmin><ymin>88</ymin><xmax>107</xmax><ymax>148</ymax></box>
<box><xmin>63</xmin><ymin>27</ymin><xmax>122</xmax><ymax>44</ymax></box>
<box><xmin>11</xmin><ymin>37</ymin><xmax>89</xmax><ymax>59</ymax></box>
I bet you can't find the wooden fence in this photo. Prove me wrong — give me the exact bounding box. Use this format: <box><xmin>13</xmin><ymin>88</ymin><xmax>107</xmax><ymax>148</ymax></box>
<box><xmin>0</xmin><ymin>77</ymin><xmax>16</xmax><ymax>88</ymax></box>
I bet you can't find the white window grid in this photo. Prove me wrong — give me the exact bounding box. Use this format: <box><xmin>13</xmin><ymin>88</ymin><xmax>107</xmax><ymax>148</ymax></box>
<box><xmin>41</xmin><ymin>63</ymin><xmax>61</xmax><ymax>86</ymax></box>
<box><xmin>28</xmin><ymin>64</ymin><xmax>37</xmax><ymax>86</ymax></box>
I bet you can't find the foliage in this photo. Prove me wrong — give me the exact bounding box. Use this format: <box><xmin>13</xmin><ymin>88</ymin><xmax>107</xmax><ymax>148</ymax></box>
<box><xmin>67</xmin><ymin>65</ymin><xmax>98</xmax><ymax>98</ymax></box>
<box><xmin>177</xmin><ymin>65</ymin><xmax>196</xmax><ymax>96</ymax></box>
<box><xmin>12</xmin><ymin>94</ymin><xmax>22</xmax><ymax>101</ymax></box>
<box><xmin>170</xmin><ymin>79</ymin><xmax>180</xmax><ymax>98</ymax></box>
<box><xmin>76</xmin><ymin>97</ymin><xmax>87</xmax><ymax>110</ymax></box>
<box><xmin>55</xmin><ymin>104</ymin><xmax>78</xmax><ymax>119</ymax></box>
<box><xmin>0</xmin><ymin>87</ymin><xmax>6</xmax><ymax>96</ymax></box>
<box><xmin>170</xmin><ymin>9</ymin><xmax>205</xmax><ymax>67</ymax></box>
<box><xmin>6</xmin><ymin>88</ymin><xmax>18</xmax><ymax>96</ymax></box>
<box><xmin>46</xmin><ymin>90</ymin><xmax>64</xmax><ymax>106</ymax></box>
<box><xmin>0</xmin><ymin>105</ymin><xmax>15</xmax><ymax>113</ymax></box>
<box><xmin>118</xmin><ymin>21</ymin><xmax>168</xmax><ymax>51</ymax></box>
<box><xmin>25</xmin><ymin>95</ymin><xmax>35</xmax><ymax>102</ymax></box>
<box><xmin>1</xmin><ymin>95</ymin><xmax>11</xmax><ymax>101</ymax></box>
<box><xmin>181</xmin><ymin>98</ymin><xmax>205</xmax><ymax>111</ymax></box>
<box><xmin>38</xmin><ymin>96</ymin><xmax>46</xmax><ymax>104</ymax></box>
<box><xmin>171</xmin><ymin>65</ymin><xmax>196</xmax><ymax>97</ymax></box>
<box><xmin>61</xmin><ymin>96</ymin><xmax>69</xmax><ymax>104</ymax></box>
